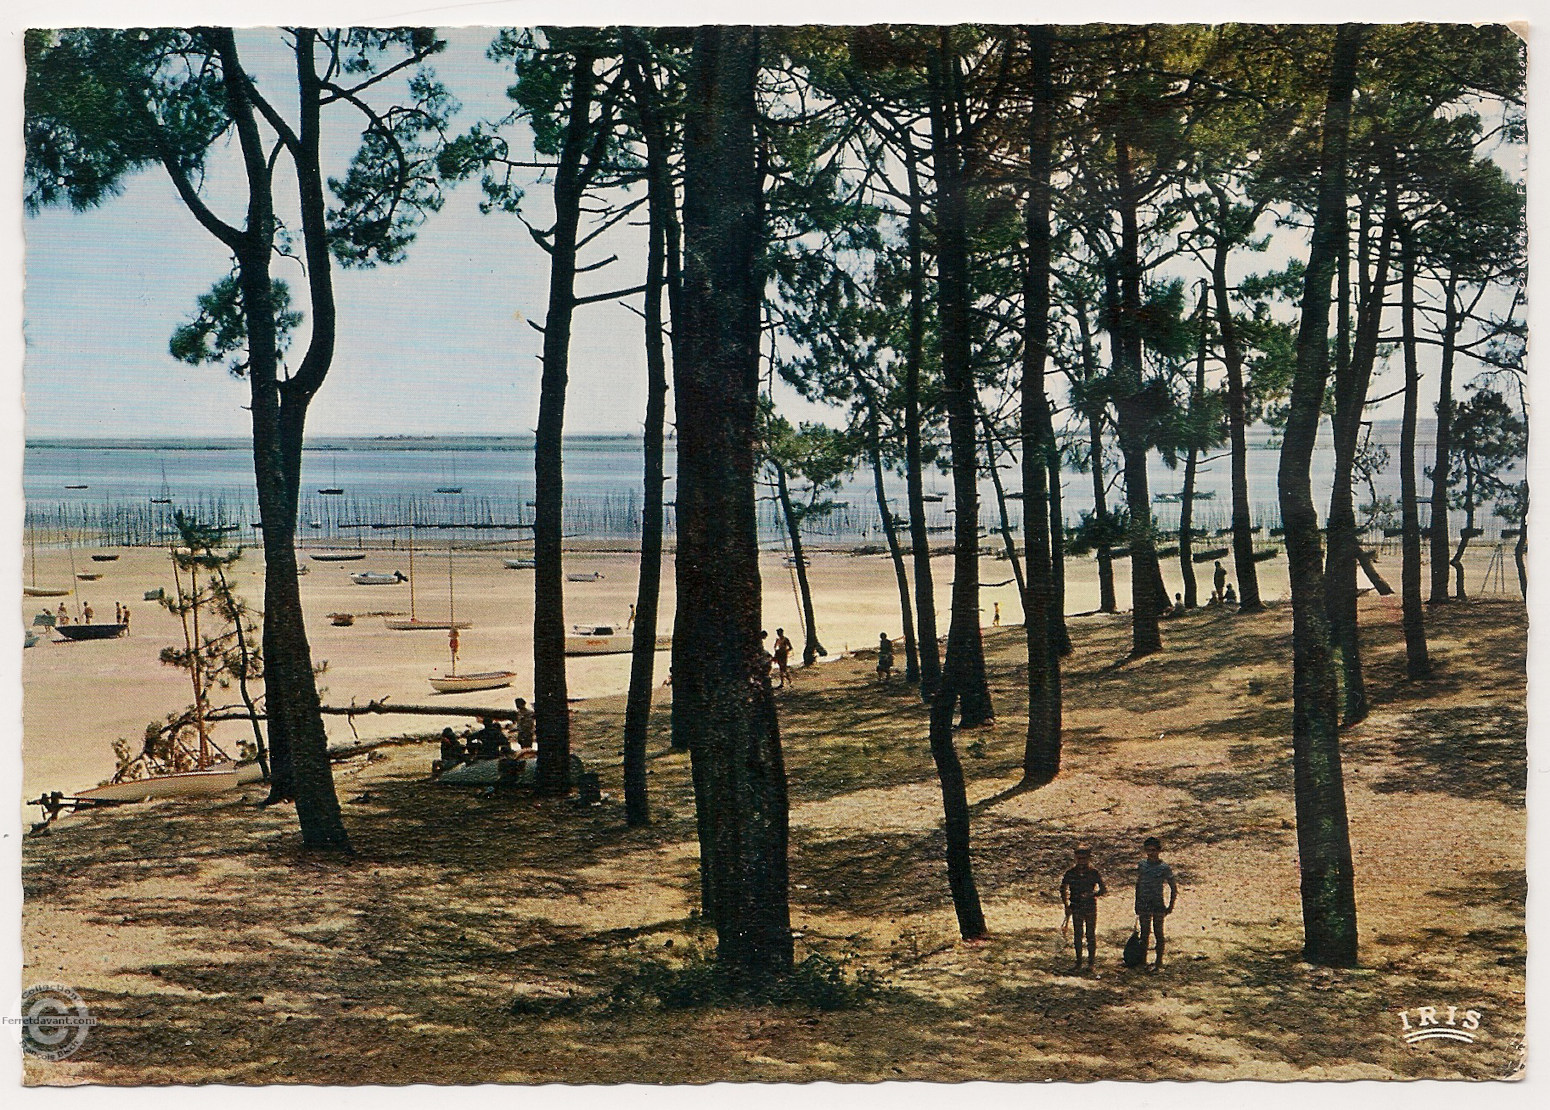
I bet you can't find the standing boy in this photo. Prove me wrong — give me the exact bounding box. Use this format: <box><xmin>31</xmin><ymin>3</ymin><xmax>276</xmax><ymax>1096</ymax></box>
<box><xmin>1061</xmin><ymin>846</ymin><xmax>1107</xmax><ymax>972</ymax></box>
<box><xmin>772</xmin><ymin>628</ymin><xmax>793</xmax><ymax>687</ymax></box>
<box><xmin>1133</xmin><ymin>836</ymin><xmax>1178</xmax><ymax>971</ymax></box>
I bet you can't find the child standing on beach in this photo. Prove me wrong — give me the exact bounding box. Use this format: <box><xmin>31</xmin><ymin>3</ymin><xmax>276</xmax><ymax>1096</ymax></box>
<box><xmin>1060</xmin><ymin>846</ymin><xmax>1106</xmax><ymax>973</ymax></box>
<box><xmin>1133</xmin><ymin>836</ymin><xmax>1178</xmax><ymax>971</ymax></box>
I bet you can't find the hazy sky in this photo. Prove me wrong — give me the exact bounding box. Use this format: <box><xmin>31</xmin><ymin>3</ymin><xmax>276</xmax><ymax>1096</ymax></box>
<box><xmin>18</xmin><ymin>15</ymin><xmax>1528</xmax><ymax>443</ymax></box>
<box><xmin>23</xmin><ymin>28</ymin><xmax>668</xmax><ymax>440</ymax></box>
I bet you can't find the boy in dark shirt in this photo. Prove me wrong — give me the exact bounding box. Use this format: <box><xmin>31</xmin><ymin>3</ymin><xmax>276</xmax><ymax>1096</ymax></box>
<box><xmin>1060</xmin><ymin>846</ymin><xmax>1106</xmax><ymax>972</ymax></box>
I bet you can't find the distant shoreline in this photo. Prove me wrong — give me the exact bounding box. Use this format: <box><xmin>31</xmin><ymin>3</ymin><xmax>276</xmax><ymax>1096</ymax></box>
<box><xmin>23</xmin><ymin>417</ymin><xmax>1430</xmax><ymax>453</ymax></box>
<box><xmin>24</xmin><ymin>433</ymin><xmax>661</xmax><ymax>451</ymax></box>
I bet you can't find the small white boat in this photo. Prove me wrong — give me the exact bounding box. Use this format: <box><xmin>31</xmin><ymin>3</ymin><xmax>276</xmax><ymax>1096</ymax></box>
<box><xmin>564</xmin><ymin>624</ymin><xmax>671</xmax><ymax>656</ymax></box>
<box><xmin>72</xmin><ymin>760</ymin><xmax>263</xmax><ymax>804</ymax></box>
<box><xmin>782</xmin><ymin>555</ymin><xmax>810</xmax><ymax>568</ymax></box>
<box><xmin>429</xmin><ymin>670</ymin><xmax>517</xmax><ymax>694</ymax></box>
<box><xmin>504</xmin><ymin>558</ymin><xmax>536</xmax><ymax>570</ymax></box>
<box><xmin>567</xmin><ymin>571</ymin><xmax>605</xmax><ymax>582</ymax></box>
<box><xmin>384</xmin><ymin>617</ymin><xmax>472</xmax><ymax>631</ymax></box>
<box><xmin>351</xmin><ymin>571</ymin><xmax>408</xmax><ymax>586</ymax></box>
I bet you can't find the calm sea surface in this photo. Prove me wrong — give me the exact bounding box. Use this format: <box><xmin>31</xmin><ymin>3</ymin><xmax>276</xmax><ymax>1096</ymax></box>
<box><xmin>24</xmin><ymin>420</ymin><xmax>1468</xmax><ymax>546</ymax></box>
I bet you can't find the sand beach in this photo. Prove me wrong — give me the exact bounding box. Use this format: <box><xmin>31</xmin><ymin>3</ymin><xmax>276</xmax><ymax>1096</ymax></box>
<box><xmin>21</xmin><ymin>535</ymin><xmax>1517</xmax><ymax>804</ymax></box>
<box><xmin>20</xmin><ymin>585</ymin><xmax>1527</xmax><ymax>1083</ymax></box>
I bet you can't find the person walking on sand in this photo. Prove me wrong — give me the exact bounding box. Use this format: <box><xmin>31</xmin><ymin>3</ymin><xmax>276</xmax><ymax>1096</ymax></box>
<box><xmin>993</xmin><ymin>601</ymin><xmax>1001</xmax><ymax>627</ymax></box>
<box><xmin>83</xmin><ymin>602</ymin><xmax>94</xmax><ymax>624</ymax></box>
<box><xmin>1213</xmin><ymin>560</ymin><xmax>1227</xmax><ymax>605</ymax></box>
<box><xmin>1061</xmin><ymin>845</ymin><xmax>1107</xmax><ymax>973</ymax></box>
<box><xmin>1134</xmin><ymin>836</ymin><xmax>1178</xmax><ymax>971</ymax></box>
<box><xmin>772</xmin><ymin>628</ymin><xmax>793</xmax><ymax>687</ymax></box>
<box><xmin>876</xmin><ymin>633</ymin><xmax>895</xmax><ymax>682</ymax></box>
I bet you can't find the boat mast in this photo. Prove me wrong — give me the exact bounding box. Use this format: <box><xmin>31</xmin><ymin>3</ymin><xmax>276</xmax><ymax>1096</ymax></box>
<box><xmin>66</xmin><ymin>529</ymin><xmax>80</xmax><ymax>621</ymax></box>
<box><xmin>407</xmin><ymin>525</ymin><xmax>417</xmax><ymax>622</ymax></box>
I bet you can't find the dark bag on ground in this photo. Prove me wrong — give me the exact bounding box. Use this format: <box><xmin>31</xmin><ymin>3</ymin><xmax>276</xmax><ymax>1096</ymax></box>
<box><xmin>1122</xmin><ymin>922</ymin><xmax>1145</xmax><ymax>968</ymax></box>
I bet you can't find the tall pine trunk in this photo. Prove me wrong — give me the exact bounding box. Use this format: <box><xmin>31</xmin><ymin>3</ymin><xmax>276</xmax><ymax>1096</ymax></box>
<box><xmin>1278</xmin><ymin>25</ymin><xmax>1362</xmax><ymax>967</ymax></box>
<box><xmin>1428</xmin><ymin>273</ymin><xmax>1460</xmax><ymax>604</ymax></box>
<box><xmin>1021</xmin><ymin>23</ymin><xmax>1060</xmax><ymax>786</ymax></box>
<box><xmin>867</xmin><ymin>402</ymin><xmax>919</xmax><ymax>683</ymax></box>
<box><xmin>1178</xmin><ymin>286</ymin><xmax>1210</xmax><ymax>609</ymax></box>
<box><xmin>620</xmin><ymin>37</ymin><xmax>680</xmax><ymax>827</ymax></box>
<box><xmin>1075</xmin><ymin>302</ymin><xmax>1117</xmax><ymax>612</ymax></box>
<box><xmin>981</xmin><ymin>413</ymin><xmax>1027</xmax><ymax>605</ymax></box>
<box><xmin>927</xmin><ymin>44</ymin><xmax>992</xmax><ymax>729</ymax></box>
<box><xmin>677</xmin><ymin>26</ymin><xmax>793</xmax><ymax>983</ymax></box>
<box><xmin>1325</xmin><ymin>180</ymin><xmax>1395</xmax><ymax>726</ymax></box>
<box><xmin>924</xmin><ymin>34</ymin><xmax>989</xmax><ymax>937</ymax></box>
<box><xmin>1111</xmin><ymin>139</ymin><xmax>1163</xmax><ymax>655</ymax></box>
<box><xmin>1046</xmin><ymin>443</ymin><xmax>1071</xmax><ymax>654</ymax></box>
<box><xmin>1397</xmin><ymin>224</ymin><xmax>1432</xmax><ymax>679</ymax></box>
<box><xmin>221</xmin><ymin>29</ymin><xmax>349</xmax><ymax>850</ymax></box>
<box><xmin>902</xmin><ymin>143</ymin><xmax>942</xmax><ymax>697</ymax></box>
<box><xmin>1211</xmin><ymin>219</ymin><xmax>1264</xmax><ymax>613</ymax></box>
<box><xmin>774</xmin><ymin>463</ymin><xmax>824</xmax><ymax>664</ymax></box>
<box><xmin>533</xmin><ymin>48</ymin><xmax>601</xmax><ymax>795</ymax></box>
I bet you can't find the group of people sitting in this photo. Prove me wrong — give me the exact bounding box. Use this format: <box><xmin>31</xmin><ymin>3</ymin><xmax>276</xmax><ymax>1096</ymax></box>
<box><xmin>434</xmin><ymin>697</ymin><xmax>537</xmax><ymax>774</ymax></box>
<box><xmin>1161</xmin><ymin>560</ymin><xmax>1240</xmax><ymax>617</ymax></box>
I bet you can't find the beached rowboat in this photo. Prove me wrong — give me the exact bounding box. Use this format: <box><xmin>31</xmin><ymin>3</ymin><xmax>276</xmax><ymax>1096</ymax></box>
<box><xmin>428</xmin><ymin>670</ymin><xmax>517</xmax><ymax>694</ymax></box>
<box><xmin>351</xmin><ymin>571</ymin><xmax>407</xmax><ymax>586</ymax></box>
<box><xmin>567</xmin><ymin>571</ymin><xmax>605</xmax><ymax>582</ymax></box>
<box><xmin>73</xmin><ymin>760</ymin><xmax>264</xmax><ymax>804</ymax></box>
<box><xmin>56</xmin><ymin>623</ymin><xmax>127</xmax><ymax>642</ymax></box>
<box><xmin>384</xmin><ymin>617</ymin><xmax>472</xmax><ymax>631</ymax></box>
<box><xmin>311</xmin><ymin>551</ymin><xmax>367</xmax><ymax>562</ymax></box>
<box><xmin>23</xmin><ymin>586</ymin><xmax>71</xmax><ymax>598</ymax></box>
<box><xmin>503</xmin><ymin>558</ymin><xmax>536</xmax><ymax>569</ymax></box>
<box><xmin>564</xmin><ymin>625</ymin><xmax>671</xmax><ymax>656</ymax></box>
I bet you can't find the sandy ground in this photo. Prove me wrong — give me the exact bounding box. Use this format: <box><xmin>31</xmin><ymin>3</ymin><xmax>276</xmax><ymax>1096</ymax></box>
<box><xmin>20</xmin><ymin>579</ymin><xmax>1526</xmax><ymax>1084</ymax></box>
<box><xmin>20</xmin><ymin>533</ymin><xmax>1516</xmax><ymax>803</ymax></box>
